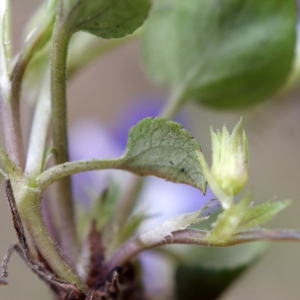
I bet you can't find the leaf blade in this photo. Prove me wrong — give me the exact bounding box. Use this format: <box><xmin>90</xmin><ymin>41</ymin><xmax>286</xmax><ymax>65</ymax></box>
<box><xmin>66</xmin><ymin>0</ymin><xmax>151</xmax><ymax>39</ymax></box>
<box><xmin>141</xmin><ymin>0</ymin><xmax>296</xmax><ymax>109</ymax></box>
<box><xmin>238</xmin><ymin>199</ymin><xmax>292</xmax><ymax>232</ymax></box>
<box><xmin>122</xmin><ymin>117</ymin><xmax>206</xmax><ymax>192</ymax></box>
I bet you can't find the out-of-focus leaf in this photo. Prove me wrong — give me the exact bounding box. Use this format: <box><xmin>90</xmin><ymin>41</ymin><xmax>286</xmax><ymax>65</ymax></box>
<box><xmin>175</xmin><ymin>242</ymin><xmax>266</xmax><ymax>300</ymax></box>
<box><xmin>122</xmin><ymin>117</ymin><xmax>206</xmax><ymax>193</ymax></box>
<box><xmin>22</xmin><ymin>0</ymin><xmax>56</xmax><ymax>104</ymax></box>
<box><xmin>0</xmin><ymin>0</ymin><xmax>11</xmax><ymax>100</ymax></box>
<box><xmin>141</xmin><ymin>0</ymin><xmax>296</xmax><ymax>109</ymax></box>
<box><xmin>107</xmin><ymin>213</ymin><xmax>147</xmax><ymax>255</ymax></box>
<box><xmin>23</xmin><ymin>0</ymin><xmax>56</xmax><ymax>42</ymax></box>
<box><xmin>91</xmin><ymin>180</ymin><xmax>120</xmax><ymax>230</ymax></box>
<box><xmin>23</xmin><ymin>43</ymin><xmax>50</xmax><ymax>104</ymax></box>
<box><xmin>76</xmin><ymin>180</ymin><xmax>120</xmax><ymax>239</ymax></box>
<box><xmin>63</xmin><ymin>0</ymin><xmax>151</xmax><ymax>39</ymax></box>
<box><xmin>238</xmin><ymin>199</ymin><xmax>292</xmax><ymax>232</ymax></box>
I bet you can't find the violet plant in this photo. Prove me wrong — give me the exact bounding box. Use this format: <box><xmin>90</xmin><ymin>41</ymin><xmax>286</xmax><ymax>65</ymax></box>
<box><xmin>0</xmin><ymin>0</ymin><xmax>299</xmax><ymax>299</ymax></box>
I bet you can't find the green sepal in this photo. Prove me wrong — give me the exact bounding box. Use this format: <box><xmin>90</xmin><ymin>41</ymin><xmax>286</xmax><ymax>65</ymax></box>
<box><xmin>206</xmin><ymin>193</ymin><xmax>251</xmax><ymax>244</ymax></box>
<box><xmin>238</xmin><ymin>199</ymin><xmax>292</xmax><ymax>232</ymax></box>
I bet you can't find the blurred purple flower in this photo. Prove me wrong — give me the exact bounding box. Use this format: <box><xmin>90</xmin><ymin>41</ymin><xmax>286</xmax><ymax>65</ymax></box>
<box><xmin>69</xmin><ymin>120</ymin><xmax>125</xmax><ymax>207</ymax></box>
<box><xmin>69</xmin><ymin>95</ymin><xmax>213</xmax><ymax>218</ymax></box>
<box><xmin>69</xmin><ymin>95</ymin><xmax>214</xmax><ymax>296</ymax></box>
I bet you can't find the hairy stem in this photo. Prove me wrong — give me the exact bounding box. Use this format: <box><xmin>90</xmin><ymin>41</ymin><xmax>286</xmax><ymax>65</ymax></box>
<box><xmin>50</xmin><ymin>12</ymin><xmax>77</xmax><ymax>263</ymax></box>
<box><xmin>5</xmin><ymin>179</ymin><xmax>83</xmax><ymax>287</ymax></box>
<box><xmin>107</xmin><ymin>228</ymin><xmax>300</xmax><ymax>270</ymax></box>
<box><xmin>37</xmin><ymin>157</ymin><xmax>126</xmax><ymax>191</ymax></box>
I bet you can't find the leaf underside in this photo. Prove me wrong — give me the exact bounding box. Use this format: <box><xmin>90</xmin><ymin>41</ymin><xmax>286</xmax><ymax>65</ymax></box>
<box><xmin>141</xmin><ymin>0</ymin><xmax>296</xmax><ymax>109</ymax></box>
<box><xmin>67</xmin><ymin>0</ymin><xmax>151</xmax><ymax>39</ymax></box>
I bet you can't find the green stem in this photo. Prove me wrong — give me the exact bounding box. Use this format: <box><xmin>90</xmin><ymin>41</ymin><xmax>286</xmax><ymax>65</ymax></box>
<box><xmin>50</xmin><ymin>9</ymin><xmax>77</xmax><ymax>263</ymax></box>
<box><xmin>25</xmin><ymin>69</ymin><xmax>51</xmax><ymax>185</ymax></box>
<box><xmin>0</xmin><ymin>7</ymin><xmax>54</xmax><ymax>170</ymax></box>
<box><xmin>159</xmin><ymin>83</ymin><xmax>188</xmax><ymax>119</ymax></box>
<box><xmin>0</xmin><ymin>0</ymin><xmax>24</xmax><ymax>170</ymax></box>
<box><xmin>9</xmin><ymin>180</ymin><xmax>83</xmax><ymax>288</ymax></box>
<box><xmin>37</xmin><ymin>157</ymin><xmax>126</xmax><ymax>191</ymax></box>
<box><xmin>107</xmin><ymin>228</ymin><xmax>300</xmax><ymax>270</ymax></box>
<box><xmin>197</xmin><ymin>151</ymin><xmax>233</xmax><ymax>210</ymax></box>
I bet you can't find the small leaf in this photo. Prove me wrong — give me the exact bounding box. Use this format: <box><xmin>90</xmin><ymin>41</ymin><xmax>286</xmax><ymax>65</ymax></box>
<box><xmin>122</xmin><ymin>117</ymin><xmax>206</xmax><ymax>192</ymax></box>
<box><xmin>64</xmin><ymin>0</ymin><xmax>151</xmax><ymax>39</ymax></box>
<box><xmin>76</xmin><ymin>180</ymin><xmax>120</xmax><ymax>239</ymax></box>
<box><xmin>138</xmin><ymin>201</ymin><xmax>212</xmax><ymax>246</ymax></box>
<box><xmin>107</xmin><ymin>213</ymin><xmax>147</xmax><ymax>255</ymax></box>
<box><xmin>175</xmin><ymin>242</ymin><xmax>266</xmax><ymax>300</ymax></box>
<box><xmin>238</xmin><ymin>199</ymin><xmax>292</xmax><ymax>232</ymax></box>
<box><xmin>141</xmin><ymin>0</ymin><xmax>296</xmax><ymax>109</ymax></box>
<box><xmin>92</xmin><ymin>180</ymin><xmax>120</xmax><ymax>231</ymax></box>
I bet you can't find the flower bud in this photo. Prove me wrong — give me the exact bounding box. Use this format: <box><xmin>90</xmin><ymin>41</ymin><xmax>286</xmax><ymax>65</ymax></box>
<box><xmin>210</xmin><ymin>118</ymin><xmax>248</xmax><ymax>196</ymax></box>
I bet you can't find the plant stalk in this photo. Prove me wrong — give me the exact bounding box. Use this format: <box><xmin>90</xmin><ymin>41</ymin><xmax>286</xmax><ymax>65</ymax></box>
<box><xmin>50</xmin><ymin>12</ymin><xmax>77</xmax><ymax>264</ymax></box>
<box><xmin>25</xmin><ymin>69</ymin><xmax>51</xmax><ymax>185</ymax></box>
<box><xmin>6</xmin><ymin>179</ymin><xmax>83</xmax><ymax>287</ymax></box>
<box><xmin>37</xmin><ymin>157</ymin><xmax>126</xmax><ymax>191</ymax></box>
<box><xmin>0</xmin><ymin>6</ymin><xmax>54</xmax><ymax>170</ymax></box>
<box><xmin>107</xmin><ymin>228</ymin><xmax>300</xmax><ymax>270</ymax></box>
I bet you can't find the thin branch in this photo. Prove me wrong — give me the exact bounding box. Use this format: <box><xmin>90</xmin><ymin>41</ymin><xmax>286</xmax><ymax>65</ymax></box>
<box><xmin>0</xmin><ymin>10</ymin><xmax>54</xmax><ymax>170</ymax></box>
<box><xmin>0</xmin><ymin>242</ymin><xmax>19</xmax><ymax>285</ymax></box>
<box><xmin>36</xmin><ymin>157</ymin><xmax>125</xmax><ymax>191</ymax></box>
<box><xmin>50</xmin><ymin>9</ymin><xmax>77</xmax><ymax>263</ymax></box>
<box><xmin>106</xmin><ymin>228</ymin><xmax>300</xmax><ymax>270</ymax></box>
<box><xmin>0</xmin><ymin>242</ymin><xmax>86</xmax><ymax>299</ymax></box>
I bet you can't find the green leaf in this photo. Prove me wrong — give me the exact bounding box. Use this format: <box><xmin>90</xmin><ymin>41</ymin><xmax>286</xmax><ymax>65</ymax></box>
<box><xmin>238</xmin><ymin>199</ymin><xmax>292</xmax><ymax>232</ymax></box>
<box><xmin>175</xmin><ymin>242</ymin><xmax>266</xmax><ymax>300</ymax></box>
<box><xmin>122</xmin><ymin>117</ymin><xmax>206</xmax><ymax>193</ymax></box>
<box><xmin>141</xmin><ymin>0</ymin><xmax>296</xmax><ymax>109</ymax></box>
<box><xmin>64</xmin><ymin>0</ymin><xmax>151</xmax><ymax>39</ymax></box>
<box><xmin>76</xmin><ymin>180</ymin><xmax>120</xmax><ymax>239</ymax></box>
<box><xmin>91</xmin><ymin>181</ymin><xmax>120</xmax><ymax>230</ymax></box>
<box><xmin>138</xmin><ymin>201</ymin><xmax>211</xmax><ymax>246</ymax></box>
<box><xmin>107</xmin><ymin>213</ymin><xmax>147</xmax><ymax>254</ymax></box>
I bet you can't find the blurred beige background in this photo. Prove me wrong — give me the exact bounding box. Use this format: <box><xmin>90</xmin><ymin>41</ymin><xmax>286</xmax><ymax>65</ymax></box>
<box><xmin>1</xmin><ymin>0</ymin><xmax>300</xmax><ymax>299</ymax></box>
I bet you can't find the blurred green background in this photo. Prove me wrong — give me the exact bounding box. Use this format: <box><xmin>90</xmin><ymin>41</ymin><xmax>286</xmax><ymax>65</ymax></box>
<box><xmin>1</xmin><ymin>0</ymin><xmax>300</xmax><ymax>299</ymax></box>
